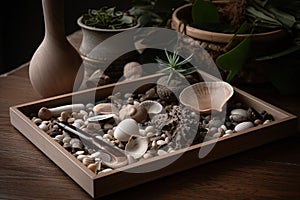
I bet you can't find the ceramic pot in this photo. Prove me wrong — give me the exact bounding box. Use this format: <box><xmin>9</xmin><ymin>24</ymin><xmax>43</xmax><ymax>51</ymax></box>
<box><xmin>29</xmin><ymin>0</ymin><xmax>83</xmax><ymax>98</ymax></box>
<box><xmin>171</xmin><ymin>3</ymin><xmax>292</xmax><ymax>83</ymax></box>
<box><xmin>77</xmin><ymin>17</ymin><xmax>141</xmax><ymax>83</ymax></box>
<box><xmin>171</xmin><ymin>4</ymin><xmax>289</xmax><ymax>58</ymax></box>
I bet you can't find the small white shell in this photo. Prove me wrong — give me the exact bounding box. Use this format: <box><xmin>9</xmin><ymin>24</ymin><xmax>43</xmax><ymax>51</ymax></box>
<box><xmin>125</xmin><ymin>136</ymin><xmax>149</xmax><ymax>159</ymax></box>
<box><xmin>139</xmin><ymin>100</ymin><xmax>163</xmax><ymax>114</ymax></box>
<box><xmin>234</xmin><ymin>121</ymin><xmax>254</xmax><ymax>132</ymax></box>
<box><xmin>114</xmin><ymin>118</ymin><xmax>140</xmax><ymax>142</ymax></box>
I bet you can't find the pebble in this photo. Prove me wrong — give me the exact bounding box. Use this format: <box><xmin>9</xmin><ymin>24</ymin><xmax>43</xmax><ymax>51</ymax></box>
<box><xmin>143</xmin><ymin>152</ymin><xmax>154</xmax><ymax>159</ymax></box>
<box><xmin>157</xmin><ymin>149</ymin><xmax>168</xmax><ymax>156</ymax></box>
<box><xmin>87</xmin><ymin>163</ymin><xmax>97</xmax><ymax>173</ymax></box>
<box><xmin>101</xmin><ymin>168</ymin><xmax>113</xmax><ymax>173</ymax></box>
<box><xmin>156</xmin><ymin>140</ymin><xmax>167</xmax><ymax>146</ymax></box>
<box><xmin>234</xmin><ymin>121</ymin><xmax>254</xmax><ymax>132</ymax></box>
<box><xmin>231</xmin><ymin>109</ymin><xmax>248</xmax><ymax>117</ymax></box>
<box><xmin>82</xmin><ymin>157</ymin><xmax>94</xmax><ymax>166</ymax></box>
<box><xmin>38</xmin><ymin>123</ymin><xmax>49</xmax><ymax>131</ymax></box>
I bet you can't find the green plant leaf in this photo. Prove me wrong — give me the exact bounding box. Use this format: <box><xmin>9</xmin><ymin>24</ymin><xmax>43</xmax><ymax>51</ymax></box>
<box><xmin>255</xmin><ymin>44</ymin><xmax>300</xmax><ymax>61</ymax></box>
<box><xmin>192</xmin><ymin>0</ymin><xmax>220</xmax><ymax>25</ymax></box>
<box><xmin>216</xmin><ymin>36</ymin><xmax>252</xmax><ymax>82</ymax></box>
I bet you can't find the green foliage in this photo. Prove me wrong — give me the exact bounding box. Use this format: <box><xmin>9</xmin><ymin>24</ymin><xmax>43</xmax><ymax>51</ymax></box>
<box><xmin>82</xmin><ymin>7</ymin><xmax>137</xmax><ymax>29</ymax></box>
<box><xmin>156</xmin><ymin>49</ymin><xmax>195</xmax><ymax>84</ymax></box>
<box><xmin>129</xmin><ymin>0</ymin><xmax>191</xmax><ymax>27</ymax></box>
<box><xmin>216</xmin><ymin>36</ymin><xmax>252</xmax><ymax>82</ymax></box>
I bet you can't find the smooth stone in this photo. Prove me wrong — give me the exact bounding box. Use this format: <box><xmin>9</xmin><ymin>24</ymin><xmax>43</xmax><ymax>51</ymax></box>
<box><xmin>101</xmin><ymin>168</ymin><xmax>113</xmax><ymax>173</ymax></box>
<box><xmin>54</xmin><ymin>134</ymin><xmax>64</xmax><ymax>142</ymax></box>
<box><xmin>38</xmin><ymin>123</ymin><xmax>49</xmax><ymax>131</ymax></box>
<box><xmin>88</xmin><ymin>163</ymin><xmax>97</xmax><ymax>173</ymax></box>
<box><xmin>145</xmin><ymin>126</ymin><xmax>155</xmax><ymax>133</ymax></box>
<box><xmin>82</xmin><ymin>157</ymin><xmax>95</xmax><ymax>166</ymax></box>
<box><xmin>225</xmin><ymin>130</ymin><xmax>233</xmax><ymax>135</ymax></box>
<box><xmin>146</xmin><ymin>132</ymin><xmax>155</xmax><ymax>137</ymax></box>
<box><xmin>143</xmin><ymin>152</ymin><xmax>154</xmax><ymax>159</ymax></box>
<box><xmin>49</xmin><ymin>131</ymin><xmax>60</xmax><ymax>138</ymax></box>
<box><xmin>62</xmin><ymin>136</ymin><xmax>71</xmax><ymax>144</ymax></box>
<box><xmin>254</xmin><ymin>119</ymin><xmax>263</xmax><ymax>125</ymax></box>
<box><xmin>77</xmin><ymin>155</ymin><xmax>88</xmax><ymax>161</ymax></box>
<box><xmin>156</xmin><ymin>140</ymin><xmax>167</xmax><ymax>146</ymax></box>
<box><xmin>157</xmin><ymin>149</ymin><xmax>168</xmax><ymax>156</ymax></box>
<box><xmin>231</xmin><ymin>109</ymin><xmax>248</xmax><ymax>118</ymax></box>
<box><xmin>230</xmin><ymin>114</ymin><xmax>248</xmax><ymax>123</ymax></box>
<box><xmin>208</xmin><ymin>119</ymin><xmax>223</xmax><ymax>128</ymax></box>
<box><xmin>234</xmin><ymin>121</ymin><xmax>254</xmax><ymax>132</ymax></box>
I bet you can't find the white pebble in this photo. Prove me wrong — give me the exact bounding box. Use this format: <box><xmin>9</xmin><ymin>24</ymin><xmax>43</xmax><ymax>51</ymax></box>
<box><xmin>156</xmin><ymin>140</ymin><xmax>166</xmax><ymax>146</ymax></box>
<box><xmin>145</xmin><ymin>126</ymin><xmax>155</xmax><ymax>133</ymax></box>
<box><xmin>143</xmin><ymin>152</ymin><xmax>153</xmax><ymax>159</ymax></box>
<box><xmin>234</xmin><ymin>121</ymin><xmax>254</xmax><ymax>132</ymax></box>
<box><xmin>38</xmin><ymin>123</ymin><xmax>48</xmax><ymax>131</ymax></box>
<box><xmin>157</xmin><ymin>149</ymin><xmax>168</xmax><ymax>156</ymax></box>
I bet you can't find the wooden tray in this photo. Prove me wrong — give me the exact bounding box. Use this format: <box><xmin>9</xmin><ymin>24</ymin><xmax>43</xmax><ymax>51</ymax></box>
<box><xmin>9</xmin><ymin>74</ymin><xmax>297</xmax><ymax>198</ymax></box>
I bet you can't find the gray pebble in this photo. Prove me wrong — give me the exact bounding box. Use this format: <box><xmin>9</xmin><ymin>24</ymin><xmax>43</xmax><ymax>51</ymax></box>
<box><xmin>234</xmin><ymin>121</ymin><xmax>254</xmax><ymax>132</ymax></box>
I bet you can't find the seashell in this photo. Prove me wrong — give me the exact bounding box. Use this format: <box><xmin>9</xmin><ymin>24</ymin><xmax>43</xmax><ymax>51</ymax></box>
<box><xmin>123</xmin><ymin>62</ymin><xmax>143</xmax><ymax>80</ymax></box>
<box><xmin>38</xmin><ymin>104</ymin><xmax>85</xmax><ymax>120</ymax></box>
<box><xmin>119</xmin><ymin>104</ymin><xmax>148</xmax><ymax>123</ymax></box>
<box><xmin>139</xmin><ymin>100</ymin><xmax>163</xmax><ymax>114</ymax></box>
<box><xmin>114</xmin><ymin>118</ymin><xmax>140</xmax><ymax>142</ymax></box>
<box><xmin>93</xmin><ymin>103</ymin><xmax>118</xmax><ymax>115</ymax></box>
<box><xmin>125</xmin><ymin>136</ymin><xmax>149</xmax><ymax>159</ymax></box>
<box><xmin>179</xmin><ymin>82</ymin><xmax>234</xmax><ymax>114</ymax></box>
<box><xmin>86</xmin><ymin>113</ymin><xmax>116</xmax><ymax>123</ymax></box>
<box><xmin>234</xmin><ymin>121</ymin><xmax>254</xmax><ymax>132</ymax></box>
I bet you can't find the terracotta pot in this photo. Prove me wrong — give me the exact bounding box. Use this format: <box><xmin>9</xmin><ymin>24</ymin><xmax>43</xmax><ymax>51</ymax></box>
<box><xmin>29</xmin><ymin>0</ymin><xmax>83</xmax><ymax>98</ymax></box>
<box><xmin>77</xmin><ymin>17</ymin><xmax>141</xmax><ymax>83</ymax></box>
<box><xmin>171</xmin><ymin>3</ymin><xmax>291</xmax><ymax>83</ymax></box>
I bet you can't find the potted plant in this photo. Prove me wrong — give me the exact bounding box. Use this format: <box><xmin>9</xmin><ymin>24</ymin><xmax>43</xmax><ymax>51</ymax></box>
<box><xmin>154</xmin><ymin>49</ymin><xmax>200</xmax><ymax>101</ymax></box>
<box><xmin>171</xmin><ymin>0</ymin><xmax>300</xmax><ymax>84</ymax></box>
<box><xmin>77</xmin><ymin>6</ymin><xmax>141</xmax><ymax>85</ymax></box>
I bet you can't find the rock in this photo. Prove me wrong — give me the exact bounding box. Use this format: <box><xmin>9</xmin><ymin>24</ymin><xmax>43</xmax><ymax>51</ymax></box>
<box><xmin>234</xmin><ymin>121</ymin><xmax>254</xmax><ymax>132</ymax></box>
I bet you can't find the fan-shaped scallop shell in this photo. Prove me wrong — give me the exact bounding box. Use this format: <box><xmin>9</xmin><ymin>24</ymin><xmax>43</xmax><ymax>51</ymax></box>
<box><xmin>179</xmin><ymin>82</ymin><xmax>234</xmax><ymax>114</ymax></box>
<box><xmin>139</xmin><ymin>100</ymin><xmax>163</xmax><ymax>114</ymax></box>
<box><xmin>114</xmin><ymin>118</ymin><xmax>140</xmax><ymax>142</ymax></box>
<box><xmin>125</xmin><ymin>136</ymin><xmax>149</xmax><ymax>159</ymax></box>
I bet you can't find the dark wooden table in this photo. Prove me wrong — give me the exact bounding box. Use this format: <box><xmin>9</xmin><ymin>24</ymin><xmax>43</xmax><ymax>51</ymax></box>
<box><xmin>1</xmin><ymin>31</ymin><xmax>299</xmax><ymax>200</ymax></box>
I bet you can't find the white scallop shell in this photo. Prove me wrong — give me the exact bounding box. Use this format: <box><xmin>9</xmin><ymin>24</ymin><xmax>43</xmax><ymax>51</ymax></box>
<box><xmin>114</xmin><ymin>118</ymin><xmax>140</xmax><ymax>142</ymax></box>
<box><xmin>139</xmin><ymin>100</ymin><xmax>163</xmax><ymax>114</ymax></box>
<box><xmin>179</xmin><ymin>82</ymin><xmax>234</xmax><ymax>114</ymax></box>
<box><xmin>125</xmin><ymin>136</ymin><xmax>149</xmax><ymax>159</ymax></box>
<box><xmin>234</xmin><ymin>121</ymin><xmax>254</xmax><ymax>132</ymax></box>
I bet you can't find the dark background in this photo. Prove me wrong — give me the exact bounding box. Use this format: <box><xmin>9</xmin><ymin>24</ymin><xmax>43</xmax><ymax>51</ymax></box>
<box><xmin>0</xmin><ymin>0</ymin><xmax>130</xmax><ymax>74</ymax></box>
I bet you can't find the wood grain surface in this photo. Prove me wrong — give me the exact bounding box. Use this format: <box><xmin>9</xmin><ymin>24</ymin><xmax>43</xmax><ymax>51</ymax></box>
<box><xmin>0</xmin><ymin>31</ymin><xmax>299</xmax><ymax>200</ymax></box>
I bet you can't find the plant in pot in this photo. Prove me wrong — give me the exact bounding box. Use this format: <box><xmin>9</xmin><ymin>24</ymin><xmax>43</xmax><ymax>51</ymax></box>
<box><xmin>171</xmin><ymin>0</ymin><xmax>300</xmax><ymax>86</ymax></box>
<box><xmin>77</xmin><ymin>6</ymin><xmax>141</xmax><ymax>87</ymax></box>
<box><xmin>155</xmin><ymin>49</ymin><xmax>201</xmax><ymax>101</ymax></box>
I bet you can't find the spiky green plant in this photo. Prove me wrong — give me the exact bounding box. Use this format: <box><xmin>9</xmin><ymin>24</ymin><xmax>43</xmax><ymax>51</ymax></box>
<box><xmin>156</xmin><ymin>49</ymin><xmax>195</xmax><ymax>84</ymax></box>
